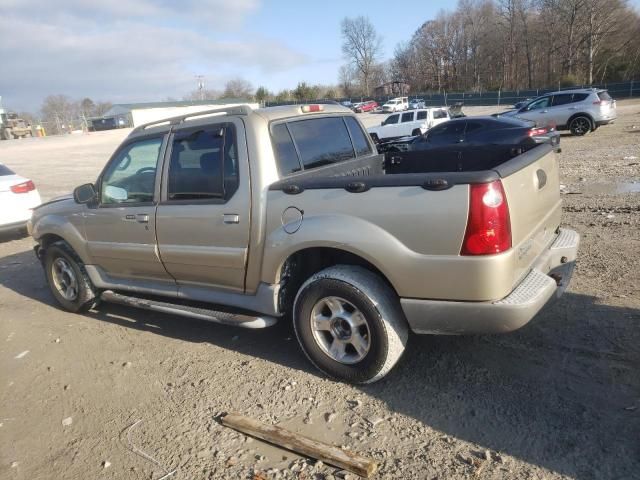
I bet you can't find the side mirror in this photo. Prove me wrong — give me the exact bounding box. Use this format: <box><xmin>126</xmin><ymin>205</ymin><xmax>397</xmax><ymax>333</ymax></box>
<box><xmin>73</xmin><ymin>183</ymin><xmax>97</xmax><ymax>204</ymax></box>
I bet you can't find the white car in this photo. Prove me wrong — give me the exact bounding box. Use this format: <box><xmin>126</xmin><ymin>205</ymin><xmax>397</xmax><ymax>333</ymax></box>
<box><xmin>367</xmin><ymin>107</ymin><xmax>451</xmax><ymax>142</ymax></box>
<box><xmin>382</xmin><ymin>97</ymin><xmax>409</xmax><ymax>113</ymax></box>
<box><xmin>0</xmin><ymin>164</ymin><xmax>42</xmax><ymax>233</ymax></box>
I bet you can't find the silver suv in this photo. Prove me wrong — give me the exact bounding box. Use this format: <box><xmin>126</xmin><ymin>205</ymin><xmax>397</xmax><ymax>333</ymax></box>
<box><xmin>501</xmin><ymin>88</ymin><xmax>616</xmax><ymax>136</ymax></box>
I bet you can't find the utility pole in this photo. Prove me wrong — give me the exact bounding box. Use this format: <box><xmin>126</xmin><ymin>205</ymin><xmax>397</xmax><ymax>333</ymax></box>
<box><xmin>195</xmin><ymin>75</ymin><xmax>205</xmax><ymax>100</ymax></box>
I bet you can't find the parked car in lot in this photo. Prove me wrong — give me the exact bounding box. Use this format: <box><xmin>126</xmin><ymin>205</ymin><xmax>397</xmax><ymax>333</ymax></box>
<box><xmin>0</xmin><ymin>164</ymin><xmax>41</xmax><ymax>233</ymax></box>
<box><xmin>409</xmin><ymin>98</ymin><xmax>426</xmax><ymax>109</ymax></box>
<box><xmin>340</xmin><ymin>100</ymin><xmax>353</xmax><ymax>109</ymax></box>
<box><xmin>30</xmin><ymin>103</ymin><xmax>578</xmax><ymax>383</ymax></box>
<box><xmin>367</xmin><ymin>107</ymin><xmax>450</xmax><ymax>143</ymax></box>
<box><xmin>354</xmin><ymin>100</ymin><xmax>378</xmax><ymax>113</ymax></box>
<box><xmin>382</xmin><ymin>96</ymin><xmax>409</xmax><ymax>112</ymax></box>
<box><xmin>498</xmin><ymin>88</ymin><xmax>616</xmax><ymax>136</ymax></box>
<box><xmin>379</xmin><ymin>117</ymin><xmax>560</xmax><ymax>168</ymax></box>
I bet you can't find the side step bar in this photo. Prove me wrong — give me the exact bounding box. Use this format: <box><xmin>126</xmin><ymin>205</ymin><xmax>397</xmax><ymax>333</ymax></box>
<box><xmin>100</xmin><ymin>290</ymin><xmax>277</xmax><ymax>329</ymax></box>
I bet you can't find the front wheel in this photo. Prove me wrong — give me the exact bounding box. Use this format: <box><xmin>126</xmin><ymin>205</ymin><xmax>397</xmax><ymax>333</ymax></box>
<box><xmin>293</xmin><ymin>266</ymin><xmax>408</xmax><ymax>384</ymax></box>
<box><xmin>569</xmin><ymin>116</ymin><xmax>592</xmax><ymax>136</ymax></box>
<box><xmin>44</xmin><ymin>242</ymin><xmax>97</xmax><ymax>312</ymax></box>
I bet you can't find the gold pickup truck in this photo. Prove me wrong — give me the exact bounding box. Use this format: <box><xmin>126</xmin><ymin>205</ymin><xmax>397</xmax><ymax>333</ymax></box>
<box><xmin>29</xmin><ymin>104</ymin><xmax>579</xmax><ymax>383</ymax></box>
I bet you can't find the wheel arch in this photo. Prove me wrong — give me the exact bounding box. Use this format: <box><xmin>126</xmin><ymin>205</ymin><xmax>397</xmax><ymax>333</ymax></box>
<box><xmin>568</xmin><ymin>112</ymin><xmax>595</xmax><ymax>131</ymax></box>
<box><xmin>275</xmin><ymin>246</ymin><xmax>398</xmax><ymax>316</ymax></box>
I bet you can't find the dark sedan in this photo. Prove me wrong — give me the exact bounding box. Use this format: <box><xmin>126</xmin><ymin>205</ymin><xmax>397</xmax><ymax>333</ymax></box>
<box><xmin>379</xmin><ymin>116</ymin><xmax>559</xmax><ymax>158</ymax></box>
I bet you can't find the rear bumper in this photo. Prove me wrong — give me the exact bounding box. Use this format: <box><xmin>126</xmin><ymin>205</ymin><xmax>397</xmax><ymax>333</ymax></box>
<box><xmin>401</xmin><ymin>228</ymin><xmax>580</xmax><ymax>335</ymax></box>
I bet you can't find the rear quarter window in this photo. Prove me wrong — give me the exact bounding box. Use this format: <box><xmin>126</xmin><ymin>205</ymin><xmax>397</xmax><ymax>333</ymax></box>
<box><xmin>572</xmin><ymin>93</ymin><xmax>589</xmax><ymax>102</ymax></box>
<box><xmin>344</xmin><ymin>116</ymin><xmax>373</xmax><ymax>157</ymax></box>
<box><xmin>597</xmin><ymin>91</ymin><xmax>612</xmax><ymax>101</ymax></box>
<box><xmin>271</xmin><ymin>124</ymin><xmax>302</xmax><ymax>176</ymax></box>
<box><xmin>0</xmin><ymin>165</ymin><xmax>15</xmax><ymax>176</ymax></box>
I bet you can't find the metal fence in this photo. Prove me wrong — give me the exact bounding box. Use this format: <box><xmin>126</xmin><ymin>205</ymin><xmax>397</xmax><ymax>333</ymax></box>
<box><xmin>265</xmin><ymin>80</ymin><xmax>640</xmax><ymax>108</ymax></box>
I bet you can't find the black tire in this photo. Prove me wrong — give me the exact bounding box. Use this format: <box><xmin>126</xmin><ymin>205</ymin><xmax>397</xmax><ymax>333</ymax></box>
<box><xmin>293</xmin><ymin>266</ymin><xmax>408</xmax><ymax>384</ymax></box>
<box><xmin>411</xmin><ymin>128</ymin><xmax>421</xmax><ymax>136</ymax></box>
<box><xmin>569</xmin><ymin>115</ymin><xmax>592</xmax><ymax>136</ymax></box>
<box><xmin>44</xmin><ymin>242</ymin><xmax>97</xmax><ymax>313</ymax></box>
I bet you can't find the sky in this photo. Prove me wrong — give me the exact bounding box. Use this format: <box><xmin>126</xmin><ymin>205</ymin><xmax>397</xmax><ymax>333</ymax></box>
<box><xmin>0</xmin><ymin>0</ymin><xmax>452</xmax><ymax>113</ymax></box>
<box><xmin>1</xmin><ymin>0</ymin><xmax>639</xmax><ymax>113</ymax></box>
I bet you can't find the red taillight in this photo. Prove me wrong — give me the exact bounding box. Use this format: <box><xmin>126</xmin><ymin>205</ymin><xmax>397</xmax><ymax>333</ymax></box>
<box><xmin>593</xmin><ymin>100</ymin><xmax>607</xmax><ymax>106</ymax></box>
<box><xmin>10</xmin><ymin>180</ymin><xmax>36</xmax><ymax>194</ymax></box>
<box><xmin>529</xmin><ymin>127</ymin><xmax>549</xmax><ymax>136</ymax></box>
<box><xmin>461</xmin><ymin>181</ymin><xmax>511</xmax><ymax>255</ymax></box>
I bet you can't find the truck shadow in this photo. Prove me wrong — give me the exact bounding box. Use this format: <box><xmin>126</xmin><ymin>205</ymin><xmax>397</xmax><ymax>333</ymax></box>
<box><xmin>1</xmin><ymin>248</ymin><xmax>639</xmax><ymax>479</ymax></box>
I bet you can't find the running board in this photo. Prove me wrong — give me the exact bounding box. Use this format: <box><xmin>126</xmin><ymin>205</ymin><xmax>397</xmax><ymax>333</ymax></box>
<box><xmin>100</xmin><ymin>290</ymin><xmax>277</xmax><ymax>329</ymax></box>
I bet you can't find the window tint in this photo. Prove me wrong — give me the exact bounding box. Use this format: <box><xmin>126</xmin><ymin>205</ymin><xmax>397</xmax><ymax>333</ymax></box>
<box><xmin>433</xmin><ymin>109</ymin><xmax>448</xmax><ymax>119</ymax></box>
<box><xmin>465</xmin><ymin>121</ymin><xmax>484</xmax><ymax>132</ymax></box>
<box><xmin>272</xmin><ymin>123</ymin><xmax>302</xmax><ymax>175</ymax></box>
<box><xmin>401</xmin><ymin>112</ymin><xmax>414</xmax><ymax>122</ymax></box>
<box><xmin>383</xmin><ymin>114</ymin><xmax>399</xmax><ymax>125</ymax></box>
<box><xmin>430</xmin><ymin>121</ymin><xmax>465</xmax><ymax>136</ymax></box>
<box><xmin>416</xmin><ymin>111</ymin><xmax>427</xmax><ymax>120</ymax></box>
<box><xmin>573</xmin><ymin>93</ymin><xmax>589</xmax><ymax>102</ymax></box>
<box><xmin>288</xmin><ymin>117</ymin><xmax>355</xmax><ymax>169</ymax></box>
<box><xmin>552</xmin><ymin>94</ymin><xmax>573</xmax><ymax>106</ymax></box>
<box><xmin>597</xmin><ymin>91</ymin><xmax>612</xmax><ymax>101</ymax></box>
<box><xmin>0</xmin><ymin>165</ymin><xmax>14</xmax><ymax>176</ymax></box>
<box><xmin>167</xmin><ymin>126</ymin><xmax>239</xmax><ymax>201</ymax></box>
<box><xmin>101</xmin><ymin>137</ymin><xmax>162</xmax><ymax>204</ymax></box>
<box><xmin>344</xmin><ymin>116</ymin><xmax>372</xmax><ymax>157</ymax></box>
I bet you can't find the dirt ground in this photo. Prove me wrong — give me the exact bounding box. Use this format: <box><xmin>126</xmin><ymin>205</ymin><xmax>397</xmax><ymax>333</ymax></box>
<box><xmin>0</xmin><ymin>102</ymin><xmax>638</xmax><ymax>480</ymax></box>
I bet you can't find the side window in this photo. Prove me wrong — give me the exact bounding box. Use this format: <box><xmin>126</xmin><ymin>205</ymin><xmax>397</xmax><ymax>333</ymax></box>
<box><xmin>552</xmin><ymin>94</ymin><xmax>573</xmax><ymax>106</ymax></box>
<box><xmin>433</xmin><ymin>109</ymin><xmax>448</xmax><ymax>119</ymax></box>
<box><xmin>528</xmin><ymin>97</ymin><xmax>551</xmax><ymax>110</ymax></box>
<box><xmin>167</xmin><ymin>126</ymin><xmax>239</xmax><ymax>201</ymax></box>
<box><xmin>416</xmin><ymin>111</ymin><xmax>427</xmax><ymax>120</ymax></box>
<box><xmin>383</xmin><ymin>114</ymin><xmax>399</xmax><ymax>125</ymax></box>
<box><xmin>272</xmin><ymin>123</ymin><xmax>302</xmax><ymax>175</ymax></box>
<box><xmin>401</xmin><ymin>112</ymin><xmax>414</xmax><ymax>122</ymax></box>
<box><xmin>344</xmin><ymin>116</ymin><xmax>373</xmax><ymax>157</ymax></box>
<box><xmin>288</xmin><ymin>117</ymin><xmax>355</xmax><ymax>169</ymax></box>
<box><xmin>465</xmin><ymin>121</ymin><xmax>484</xmax><ymax>133</ymax></box>
<box><xmin>572</xmin><ymin>93</ymin><xmax>589</xmax><ymax>102</ymax></box>
<box><xmin>101</xmin><ymin>137</ymin><xmax>162</xmax><ymax>205</ymax></box>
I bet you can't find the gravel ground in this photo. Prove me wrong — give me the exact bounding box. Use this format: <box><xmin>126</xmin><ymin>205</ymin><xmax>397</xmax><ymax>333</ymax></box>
<box><xmin>0</xmin><ymin>101</ymin><xmax>639</xmax><ymax>480</ymax></box>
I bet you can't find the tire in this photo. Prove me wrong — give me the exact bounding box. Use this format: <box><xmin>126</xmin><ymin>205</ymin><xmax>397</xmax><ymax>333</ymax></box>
<box><xmin>569</xmin><ymin>115</ymin><xmax>592</xmax><ymax>136</ymax></box>
<box><xmin>293</xmin><ymin>265</ymin><xmax>409</xmax><ymax>384</ymax></box>
<box><xmin>44</xmin><ymin>241</ymin><xmax>97</xmax><ymax>313</ymax></box>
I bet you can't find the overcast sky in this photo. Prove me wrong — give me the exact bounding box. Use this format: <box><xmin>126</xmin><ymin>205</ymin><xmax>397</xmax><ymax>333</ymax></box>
<box><xmin>1</xmin><ymin>0</ymin><xmax>639</xmax><ymax>114</ymax></box>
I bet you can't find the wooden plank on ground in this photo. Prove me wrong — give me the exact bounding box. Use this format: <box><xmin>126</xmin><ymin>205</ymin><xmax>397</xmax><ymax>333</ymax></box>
<box><xmin>219</xmin><ymin>412</ymin><xmax>377</xmax><ymax>478</ymax></box>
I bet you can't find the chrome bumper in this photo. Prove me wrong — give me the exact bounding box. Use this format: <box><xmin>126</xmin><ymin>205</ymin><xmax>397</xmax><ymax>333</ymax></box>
<box><xmin>402</xmin><ymin>228</ymin><xmax>580</xmax><ymax>335</ymax></box>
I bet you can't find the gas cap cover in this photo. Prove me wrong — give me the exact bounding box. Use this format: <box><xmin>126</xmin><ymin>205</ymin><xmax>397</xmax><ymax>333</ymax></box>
<box><xmin>282</xmin><ymin>206</ymin><xmax>303</xmax><ymax>234</ymax></box>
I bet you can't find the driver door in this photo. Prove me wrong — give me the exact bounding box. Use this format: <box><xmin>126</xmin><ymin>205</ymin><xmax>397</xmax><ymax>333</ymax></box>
<box><xmin>83</xmin><ymin>134</ymin><xmax>173</xmax><ymax>283</ymax></box>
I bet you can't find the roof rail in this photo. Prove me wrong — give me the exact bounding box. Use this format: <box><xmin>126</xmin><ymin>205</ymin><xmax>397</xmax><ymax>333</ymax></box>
<box><xmin>132</xmin><ymin>104</ymin><xmax>253</xmax><ymax>133</ymax></box>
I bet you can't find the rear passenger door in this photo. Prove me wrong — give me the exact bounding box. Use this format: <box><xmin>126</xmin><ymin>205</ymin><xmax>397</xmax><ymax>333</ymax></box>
<box><xmin>155</xmin><ymin>119</ymin><xmax>250</xmax><ymax>292</ymax></box>
<box><xmin>549</xmin><ymin>93</ymin><xmax>574</xmax><ymax>127</ymax></box>
<box><xmin>399</xmin><ymin>111</ymin><xmax>416</xmax><ymax>136</ymax></box>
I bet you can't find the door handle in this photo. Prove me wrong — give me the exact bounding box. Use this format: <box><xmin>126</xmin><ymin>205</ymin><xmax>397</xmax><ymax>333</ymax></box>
<box><xmin>136</xmin><ymin>214</ymin><xmax>149</xmax><ymax>224</ymax></box>
<box><xmin>223</xmin><ymin>214</ymin><xmax>240</xmax><ymax>224</ymax></box>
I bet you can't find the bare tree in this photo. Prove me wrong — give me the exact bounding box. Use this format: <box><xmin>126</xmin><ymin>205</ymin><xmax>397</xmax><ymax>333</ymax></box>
<box><xmin>340</xmin><ymin>16</ymin><xmax>383</xmax><ymax>95</ymax></box>
<box><xmin>221</xmin><ymin>78</ymin><xmax>254</xmax><ymax>99</ymax></box>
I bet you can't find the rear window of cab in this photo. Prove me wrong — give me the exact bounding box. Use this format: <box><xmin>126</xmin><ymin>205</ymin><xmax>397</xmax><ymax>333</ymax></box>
<box><xmin>271</xmin><ymin>116</ymin><xmax>373</xmax><ymax>176</ymax></box>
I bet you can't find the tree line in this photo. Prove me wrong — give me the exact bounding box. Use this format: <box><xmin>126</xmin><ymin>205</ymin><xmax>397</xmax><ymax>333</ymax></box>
<box><xmin>341</xmin><ymin>0</ymin><xmax>640</xmax><ymax>96</ymax></box>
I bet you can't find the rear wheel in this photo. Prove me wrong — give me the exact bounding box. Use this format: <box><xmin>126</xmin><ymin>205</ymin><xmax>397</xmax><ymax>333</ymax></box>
<box><xmin>44</xmin><ymin>242</ymin><xmax>97</xmax><ymax>312</ymax></box>
<box><xmin>569</xmin><ymin>116</ymin><xmax>592</xmax><ymax>136</ymax></box>
<box><xmin>293</xmin><ymin>266</ymin><xmax>408</xmax><ymax>384</ymax></box>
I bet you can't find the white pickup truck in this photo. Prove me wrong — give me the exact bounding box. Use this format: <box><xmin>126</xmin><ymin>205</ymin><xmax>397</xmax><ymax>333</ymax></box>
<box><xmin>381</xmin><ymin>97</ymin><xmax>409</xmax><ymax>113</ymax></box>
<box><xmin>367</xmin><ymin>107</ymin><xmax>450</xmax><ymax>143</ymax></box>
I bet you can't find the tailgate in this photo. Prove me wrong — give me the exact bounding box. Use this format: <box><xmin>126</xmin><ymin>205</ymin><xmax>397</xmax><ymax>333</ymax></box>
<box><xmin>497</xmin><ymin>145</ymin><xmax>562</xmax><ymax>285</ymax></box>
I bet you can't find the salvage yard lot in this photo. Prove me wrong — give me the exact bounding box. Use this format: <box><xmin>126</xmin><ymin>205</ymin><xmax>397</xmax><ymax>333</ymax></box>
<box><xmin>0</xmin><ymin>102</ymin><xmax>639</xmax><ymax>479</ymax></box>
